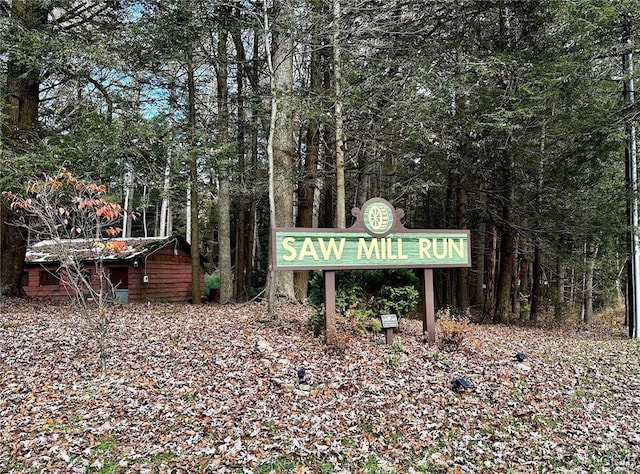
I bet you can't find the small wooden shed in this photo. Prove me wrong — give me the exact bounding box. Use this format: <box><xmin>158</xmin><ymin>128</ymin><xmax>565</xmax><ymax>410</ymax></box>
<box><xmin>23</xmin><ymin>236</ymin><xmax>205</xmax><ymax>303</ymax></box>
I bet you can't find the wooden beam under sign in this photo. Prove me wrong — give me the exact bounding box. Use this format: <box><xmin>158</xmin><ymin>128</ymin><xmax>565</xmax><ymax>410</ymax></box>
<box><xmin>421</xmin><ymin>268</ymin><xmax>436</xmax><ymax>344</ymax></box>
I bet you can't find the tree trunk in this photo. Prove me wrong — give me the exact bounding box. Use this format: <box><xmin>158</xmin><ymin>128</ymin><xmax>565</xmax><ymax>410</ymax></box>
<box><xmin>323</xmin><ymin>174</ymin><xmax>334</xmax><ymax>227</ymax></box>
<box><xmin>1</xmin><ymin>2</ymin><xmax>48</xmax><ymax>296</ymax></box>
<box><xmin>495</xmin><ymin>225</ymin><xmax>516</xmax><ymax>323</ymax></box>
<box><xmin>456</xmin><ymin>183</ymin><xmax>469</xmax><ymax>309</ymax></box>
<box><xmin>2</xmin><ymin>2</ymin><xmax>45</xmax><ymax>137</ymax></box>
<box><xmin>233</xmin><ymin>29</ymin><xmax>248</xmax><ymax>302</ymax></box>
<box><xmin>569</xmin><ymin>267</ymin><xmax>576</xmax><ymax>314</ymax></box>
<box><xmin>294</xmin><ymin>11</ymin><xmax>323</xmax><ymax>302</ymax></box>
<box><xmin>122</xmin><ymin>167</ymin><xmax>134</xmax><ymax>238</ymax></box>
<box><xmin>485</xmin><ymin>226</ymin><xmax>498</xmax><ymax>317</ymax></box>
<box><xmin>623</xmin><ymin>15</ymin><xmax>639</xmax><ymax>338</ymax></box>
<box><xmin>187</xmin><ymin>51</ymin><xmax>201</xmax><ymax>304</ymax></box>
<box><xmin>554</xmin><ymin>258</ymin><xmax>566</xmax><ymax>322</ymax></box>
<box><xmin>512</xmin><ymin>238</ymin><xmax>521</xmax><ymax>318</ymax></box>
<box><xmin>141</xmin><ymin>184</ymin><xmax>148</xmax><ymax>238</ymax></box>
<box><xmin>530</xmin><ymin>242</ymin><xmax>542</xmax><ymax>322</ymax></box>
<box><xmin>333</xmin><ymin>0</ymin><xmax>346</xmax><ymax>228</ymax></box>
<box><xmin>584</xmin><ymin>241</ymin><xmax>598</xmax><ymax>323</ymax></box>
<box><xmin>243</xmin><ymin>60</ymin><xmax>259</xmax><ymax>301</ymax></box>
<box><xmin>494</xmin><ymin>148</ymin><xmax>517</xmax><ymax>324</ymax></box>
<box><xmin>356</xmin><ymin>151</ymin><xmax>371</xmax><ymax>207</ymax></box>
<box><xmin>0</xmin><ymin>201</ymin><xmax>28</xmax><ymax>297</ymax></box>
<box><xmin>471</xmin><ymin>221</ymin><xmax>486</xmax><ymax>309</ymax></box>
<box><xmin>218</xmin><ymin>168</ymin><xmax>232</xmax><ymax>303</ymax></box>
<box><xmin>531</xmin><ymin>108</ymin><xmax>547</xmax><ymax>324</ymax></box>
<box><xmin>232</xmin><ymin>24</ymin><xmax>258</xmax><ymax>302</ymax></box>
<box><xmin>270</xmin><ymin>0</ymin><xmax>296</xmax><ymax>302</ymax></box>
<box><xmin>443</xmin><ymin>172</ymin><xmax>456</xmax><ymax>307</ymax></box>
<box><xmin>159</xmin><ymin>145</ymin><xmax>172</xmax><ymax>237</ymax></box>
<box><xmin>217</xmin><ymin>15</ymin><xmax>233</xmax><ymax>304</ymax></box>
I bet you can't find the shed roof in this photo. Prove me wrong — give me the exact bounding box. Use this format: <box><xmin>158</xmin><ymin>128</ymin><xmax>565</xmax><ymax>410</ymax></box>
<box><xmin>25</xmin><ymin>236</ymin><xmax>191</xmax><ymax>264</ymax></box>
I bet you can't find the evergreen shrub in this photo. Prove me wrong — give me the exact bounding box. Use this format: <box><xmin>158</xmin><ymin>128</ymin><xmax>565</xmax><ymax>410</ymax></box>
<box><xmin>308</xmin><ymin>269</ymin><xmax>420</xmax><ymax>336</ymax></box>
<box><xmin>204</xmin><ymin>273</ymin><xmax>220</xmax><ymax>299</ymax></box>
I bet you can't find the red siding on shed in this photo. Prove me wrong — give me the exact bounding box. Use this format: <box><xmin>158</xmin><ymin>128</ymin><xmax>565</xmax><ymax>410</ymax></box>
<box><xmin>23</xmin><ymin>237</ymin><xmax>204</xmax><ymax>303</ymax></box>
<box><xmin>22</xmin><ymin>263</ymin><xmax>74</xmax><ymax>301</ymax></box>
<box><xmin>136</xmin><ymin>242</ymin><xmax>204</xmax><ymax>302</ymax></box>
<box><xmin>141</xmin><ymin>261</ymin><xmax>195</xmax><ymax>301</ymax></box>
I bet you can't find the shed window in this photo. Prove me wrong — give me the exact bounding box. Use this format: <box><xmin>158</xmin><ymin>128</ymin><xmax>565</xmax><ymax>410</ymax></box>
<box><xmin>39</xmin><ymin>270</ymin><xmax>60</xmax><ymax>286</ymax></box>
<box><xmin>22</xmin><ymin>272</ymin><xmax>29</xmax><ymax>287</ymax></box>
<box><xmin>81</xmin><ymin>267</ymin><xmax>92</xmax><ymax>283</ymax></box>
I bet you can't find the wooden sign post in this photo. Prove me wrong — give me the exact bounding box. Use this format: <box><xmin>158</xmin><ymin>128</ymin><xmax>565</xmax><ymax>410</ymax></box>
<box><xmin>272</xmin><ymin>198</ymin><xmax>471</xmax><ymax>344</ymax></box>
<box><xmin>380</xmin><ymin>313</ymin><xmax>399</xmax><ymax>345</ymax></box>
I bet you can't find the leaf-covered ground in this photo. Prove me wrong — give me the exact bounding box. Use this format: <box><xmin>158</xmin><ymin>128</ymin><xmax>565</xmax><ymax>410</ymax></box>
<box><xmin>1</xmin><ymin>299</ymin><xmax>639</xmax><ymax>473</ymax></box>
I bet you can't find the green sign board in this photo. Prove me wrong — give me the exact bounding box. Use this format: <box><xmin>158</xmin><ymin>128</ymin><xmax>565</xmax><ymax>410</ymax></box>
<box><xmin>272</xmin><ymin>198</ymin><xmax>470</xmax><ymax>271</ymax></box>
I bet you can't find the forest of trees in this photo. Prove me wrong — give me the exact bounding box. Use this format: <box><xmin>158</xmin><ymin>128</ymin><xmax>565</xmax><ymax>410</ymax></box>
<box><xmin>1</xmin><ymin>0</ymin><xmax>639</xmax><ymax>326</ymax></box>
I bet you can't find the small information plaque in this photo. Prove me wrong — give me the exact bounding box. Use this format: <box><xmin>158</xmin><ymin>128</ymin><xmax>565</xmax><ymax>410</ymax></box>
<box><xmin>380</xmin><ymin>313</ymin><xmax>398</xmax><ymax>329</ymax></box>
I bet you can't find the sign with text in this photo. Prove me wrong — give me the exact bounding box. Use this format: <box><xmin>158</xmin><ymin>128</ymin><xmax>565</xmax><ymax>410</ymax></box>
<box><xmin>272</xmin><ymin>198</ymin><xmax>470</xmax><ymax>271</ymax></box>
<box><xmin>380</xmin><ymin>313</ymin><xmax>399</xmax><ymax>329</ymax></box>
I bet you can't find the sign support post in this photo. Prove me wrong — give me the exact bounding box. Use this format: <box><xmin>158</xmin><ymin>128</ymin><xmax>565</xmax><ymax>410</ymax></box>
<box><xmin>324</xmin><ymin>270</ymin><xmax>336</xmax><ymax>345</ymax></box>
<box><xmin>420</xmin><ymin>269</ymin><xmax>436</xmax><ymax>344</ymax></box>
<box><xmin>380</xmin><ymin>313</ymin><xmax>399</xmax><ymax>345</ymax></box>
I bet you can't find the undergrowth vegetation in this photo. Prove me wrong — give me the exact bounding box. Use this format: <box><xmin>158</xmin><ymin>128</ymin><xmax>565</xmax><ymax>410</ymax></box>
<box><xmin>307</xmin><ymin>269</ymin><xmax>420</xmax><ymax>336</ymax></box>
<box><xmin>436</xmin><ymin>307</ymin><xmax>476</xmax><ymax>352</ymax></box>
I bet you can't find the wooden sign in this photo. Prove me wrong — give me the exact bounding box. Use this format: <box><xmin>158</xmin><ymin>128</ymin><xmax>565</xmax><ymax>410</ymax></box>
<box><xmin>271</xmin><ymin>198</ymin><xmax>471</xmax><ymax>344</ymax></box>
<box><xmin>272</xmin><ymin>198</ymin><xmax>470</xmax><ymax>270</ymax></box>
<box><xmin>380</xmin><ymin>313</ymin><xmax>399</xmax><ymax>329</ymax></box>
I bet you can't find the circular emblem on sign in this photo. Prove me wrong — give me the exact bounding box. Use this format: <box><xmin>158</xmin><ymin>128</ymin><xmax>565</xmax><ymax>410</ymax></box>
<box><xmin>363</xmin><ymin>200</ymin><xmax>394</xmax><ymax>236</ymax></box>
